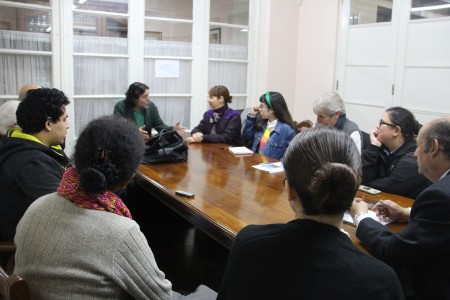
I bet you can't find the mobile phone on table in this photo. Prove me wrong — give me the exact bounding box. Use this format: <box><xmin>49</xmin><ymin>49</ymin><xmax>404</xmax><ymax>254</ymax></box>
<box><xmin>175</xmin><ymin>190</ymin><xmax>195</xmax><ymax>198</ymax></box>
<box><xmin>359</xmin><ymin>185</ymin><xmax>381</xmax><ymax>195</ymax></box>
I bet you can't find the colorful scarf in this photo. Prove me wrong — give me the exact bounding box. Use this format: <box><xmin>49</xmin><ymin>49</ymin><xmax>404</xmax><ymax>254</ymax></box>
<box><xmin>258</xmin><ymin>126</ymin><xmax>271</xmax><ymax>155</ymax></box>
<box><xmin>57</xmin><ymin>167</ymin><xmax>132</xmax><ymax>219</ymax></box>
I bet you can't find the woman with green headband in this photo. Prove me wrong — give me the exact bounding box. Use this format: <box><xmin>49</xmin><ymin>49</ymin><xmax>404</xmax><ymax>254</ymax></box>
<box><xmin>243</xmin><ymin>91</ymin><xmax>298</xmax><ymax>159</ymax></box>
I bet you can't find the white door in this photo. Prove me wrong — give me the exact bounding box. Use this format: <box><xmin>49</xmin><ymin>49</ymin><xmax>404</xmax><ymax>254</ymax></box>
<box><xmin>336</xmin><ymin>0</ymin><xmax>450</xmax><ymax>132</ymax></box>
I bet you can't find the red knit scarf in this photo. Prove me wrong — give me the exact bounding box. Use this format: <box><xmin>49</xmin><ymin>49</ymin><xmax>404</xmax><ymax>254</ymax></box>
<box><xmin>57</xmin><ymin>167</ymin><xmax>132</xmax><ymax>219</ymax></box>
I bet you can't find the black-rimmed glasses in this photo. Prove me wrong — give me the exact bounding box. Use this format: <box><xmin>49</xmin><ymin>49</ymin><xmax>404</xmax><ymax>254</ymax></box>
<box><xmin>379</xmin><ymin>120</ymin><xmax>397</xmax><ymax>127</ymax></box>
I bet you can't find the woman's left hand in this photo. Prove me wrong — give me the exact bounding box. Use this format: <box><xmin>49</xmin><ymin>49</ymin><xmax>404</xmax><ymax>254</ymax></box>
<box><xmin>370</xmin><ymin>129</ymin><xmax>382</xmax><ymax>147</ymax></box>
<box><xmin>350</xmin><ymin>198</ymin><xmax>368</xmax><ymax>218</ymax></box>
<box><xmin>185</xmin><ymin>133</ymin><xmax>203</xmax><ymax>143</ymax></box>
<box><xmin>174</xmin><ymin>122</ymin><xmax>186</xmax><ymax>133</ymax></box>
<box><xmin>192</xmin><ymin>132</ymin><xmax>203</xmax><ymax>142</ymax></box>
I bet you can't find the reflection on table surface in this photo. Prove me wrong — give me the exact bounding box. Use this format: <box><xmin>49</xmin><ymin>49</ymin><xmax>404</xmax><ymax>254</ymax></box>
<box><xmin>137</xmin><ymin>143</ymin><xmax>413</xmax><ymax>253</ymax></box>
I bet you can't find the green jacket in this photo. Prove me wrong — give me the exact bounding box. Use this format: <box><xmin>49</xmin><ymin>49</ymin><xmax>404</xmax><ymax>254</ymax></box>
<box><xmin>113</xmin><ymin>99</ymin><xmax>172</xmax><ymax>134</ymax></box>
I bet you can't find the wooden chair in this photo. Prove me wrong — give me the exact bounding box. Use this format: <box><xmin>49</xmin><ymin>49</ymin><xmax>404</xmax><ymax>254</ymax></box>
<box><xmin>0</xmin><ymin>243</ymin><xmax>15</xmax><ymax>254</ymax></box>
<box><xmin>361</xmin><ymin>130</ymin><xmax>371</xmax><ymax>152</ymax></box>
<box><xmin>0</xmin><ymin>224</ymin><xmax>16</xmax><ymax>275</ymax></box>
<box><xmin>295</xmin><ymin>119</ymin><xmax>313</xmax><ymax>132</ymax></box>
<box><xmin>0</xmin><ymin>224</ymin><xmax>14</xmax><ymax>248</ymax></box>
<box><xmin>0</xmin><ymin>266</ymin><xmax>30</xmax><ymax>300</ymax></box>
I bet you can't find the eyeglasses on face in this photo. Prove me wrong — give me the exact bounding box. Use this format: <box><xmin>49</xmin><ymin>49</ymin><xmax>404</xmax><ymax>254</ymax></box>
<box><xmin>379</xmin><ymin>120</ymin><xmax>397</xmax><ymax>127</ymax></box>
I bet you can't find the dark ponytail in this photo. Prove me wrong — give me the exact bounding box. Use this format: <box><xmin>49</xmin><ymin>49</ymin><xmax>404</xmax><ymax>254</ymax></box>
<box><xmin>283</xmin><ymin>125</ymin><xmax>361</xmax><ymax>215</ymax></box>
<box><xmin>74</xmin><ymin>116</ymin><xmax>144</xmax><ymax>194</ymax></box>
<box><xmin>386</xmin><ymin>107</ymin><xmax>421</xmax><ymax>139</ymax></box>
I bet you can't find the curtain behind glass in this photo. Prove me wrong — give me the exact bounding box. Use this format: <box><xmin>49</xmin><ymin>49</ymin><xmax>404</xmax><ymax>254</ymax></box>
<box><xmin>0</xmin><ymin>30</ymin><xmax>52</xmax><ymax>95</ymax></box>
<box><xmin>1</xmin><ymin>31</ymin><xmax>247</xmax><ymax>131</ymax></box>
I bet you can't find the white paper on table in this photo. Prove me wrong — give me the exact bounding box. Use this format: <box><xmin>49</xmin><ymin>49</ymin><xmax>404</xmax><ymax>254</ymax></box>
<box><xmin>252</xmin><ymin>161</ymin><xmax>284</xmax><ymax>173</ymax></box>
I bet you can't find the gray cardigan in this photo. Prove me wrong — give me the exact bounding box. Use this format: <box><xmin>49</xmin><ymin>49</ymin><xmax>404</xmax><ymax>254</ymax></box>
<box><xmin>14</xmin><ymin>193</ymin><xmax>172</xmax><ymax>300</ymax></box>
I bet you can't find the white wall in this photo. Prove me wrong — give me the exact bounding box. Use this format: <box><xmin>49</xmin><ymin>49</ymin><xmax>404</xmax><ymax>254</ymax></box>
<box><xmin>266</xmin><ymin>0</ymin><xmax>299</xmax><ymax>106</ymax></box>
<box><xmin>254</xmin><ymin>0</ymin><xmax>299</xmax><ymax>113</ymax></box>
<box><xmin>292</xmin><ymin>0</ymin><xmax>340</xmax><ymax>124</ymax></box>
<box><xmin>255</xmin><ymin>0</ymin><xmax>340</xmax><ymax>124</ymax></box>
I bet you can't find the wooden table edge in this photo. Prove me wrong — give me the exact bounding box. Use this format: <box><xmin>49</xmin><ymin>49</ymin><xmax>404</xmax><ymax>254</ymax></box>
<box><xmin>135</xmin><ymin>173</ymin><xmax>237</xmax><ymax>249</ymax></box>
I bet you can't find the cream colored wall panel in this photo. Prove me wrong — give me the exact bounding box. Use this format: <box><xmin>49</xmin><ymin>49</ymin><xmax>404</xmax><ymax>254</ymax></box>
<box><xmin>406</xmin><ymin>20</ymin><xmax>450</xmax><ymax>66</ymax></box>
<box><xmin>344</xmin><ymin>104</ymin><xmax>386</xmax><ymax>133</ymax></box>
<box><xmin>347</xmin><ymin>25</ymin><xmax>391</xmax><ymax>65</ymax></box>
<box><xmin>401</xmin><ymin>67</ymin><xmax>450</xmax><ymax>114</ymax></box>
<box><xmin>344</xmin><ymin>66</ymin><xmax>391</xmax><ymax>105</ymax></box>
<box><xmin>413</xmin><ymin>111</ymin><xmax>445</xmax><ymax>126</ymax></box>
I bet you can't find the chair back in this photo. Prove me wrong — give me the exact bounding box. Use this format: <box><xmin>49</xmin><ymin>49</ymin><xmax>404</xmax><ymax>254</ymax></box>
<box><xmin>0</xmin><ymin>223</ymin><xmax>16</xmax><ymax>275</ymax></box>
<box><xmin>295</xmin><ymin>119</ymin><xmax>313</xmax><ymax>132</ymax></box>
<box><xmin>240</xmin><ymin>107</ymin><xmax>253</xmax><ymax>131</ymax></box>
<box><xmin>0</xmin><ymin>266</ymin><xmax>29</xmax><ymax>300</ymax></box>
<box><xmin>361</xmin><ymin>130</ymin><xmax>371</xmax><ymax>151</ymax></box>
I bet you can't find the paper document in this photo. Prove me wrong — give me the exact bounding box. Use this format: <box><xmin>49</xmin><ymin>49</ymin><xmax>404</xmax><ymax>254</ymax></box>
<box><xmin>252</xmin><ymin>162</ymin><xmax>284</xmax><ymax>173</ymax></box>
<box><xmin>228</xmin><ymin>147</ymin><xmax>253</xmax><ymax>156</ymax></box>
<box><xmin>343</xmin><ymin>210</ymin><xmax>392</xmax><ymax>227</ymax></box>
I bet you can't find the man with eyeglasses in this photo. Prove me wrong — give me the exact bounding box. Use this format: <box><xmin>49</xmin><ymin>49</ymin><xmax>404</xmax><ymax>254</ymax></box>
<box><xmin>352</xmin><ymin>116</ymin><xmax>450</xmax><ymax>299</ymax></box>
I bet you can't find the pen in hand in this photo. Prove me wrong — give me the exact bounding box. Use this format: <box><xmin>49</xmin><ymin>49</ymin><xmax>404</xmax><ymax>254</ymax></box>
<box><xmin>371</xmin><ymin>201</ymin><xmax>383</xmax><ymax>211</ymax></box>
<box><xmin>371</xmin><ymin>200</ymin><xmax>390</xmax><ymax>221</ymax></box>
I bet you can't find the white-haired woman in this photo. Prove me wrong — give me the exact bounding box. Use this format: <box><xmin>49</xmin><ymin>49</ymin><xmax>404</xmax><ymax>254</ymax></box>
<box><xmin>313</xmin><ymin>91</ymin><xmax>362</xmax><ymax>153</ymax></box>
<box><xmin>0</xmin><ymin>100</ymin><xmax>20</xmax><ymax>140</ymax></box>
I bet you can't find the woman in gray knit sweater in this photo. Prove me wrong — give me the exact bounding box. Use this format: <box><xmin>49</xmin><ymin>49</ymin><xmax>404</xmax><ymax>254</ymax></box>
<box><xmin>14</xmin><ymin>115</ymin><xmax>215</xmax><ymax>300</ymax></box>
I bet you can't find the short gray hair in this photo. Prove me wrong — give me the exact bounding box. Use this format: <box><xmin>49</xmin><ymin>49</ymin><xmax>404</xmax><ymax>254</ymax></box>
<box><xmin>423</xmin><ymin>117</ymin><xmax>450</xmax><ymax>160</ymax></box>
<box><xmin>0</xmin><ymin>100</ymin><xmax>20</xmax><ymax>136</ymax></box>
<box><xmin>313</xmin><ymin>91</ymin><xmax>346</xmax><ymax>116</ymax></box>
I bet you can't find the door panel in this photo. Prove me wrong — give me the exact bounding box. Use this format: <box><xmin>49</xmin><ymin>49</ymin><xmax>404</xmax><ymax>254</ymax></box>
<box><xmin>337</xmin><ymin>0</ymin><xmax>450</xmax><ymax>132</ymax></box>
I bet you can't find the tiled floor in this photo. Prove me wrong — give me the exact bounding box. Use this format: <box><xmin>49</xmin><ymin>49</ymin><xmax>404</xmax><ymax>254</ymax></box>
<box><xmin>124</xmin><ymin>182</ymin><xmax>229</xmax><ymax>293</ymax></box>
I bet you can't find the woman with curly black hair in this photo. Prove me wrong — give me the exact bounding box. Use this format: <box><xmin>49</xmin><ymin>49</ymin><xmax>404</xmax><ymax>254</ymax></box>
<box><xmin>114</xmin><ymin>82</ymin><xmax>185</xmax><ymax>141</ymax></box>
<box><xmin>14</xmin><ymin>115</ymin><xmax>216</xmax><ymax>299</ymax></box>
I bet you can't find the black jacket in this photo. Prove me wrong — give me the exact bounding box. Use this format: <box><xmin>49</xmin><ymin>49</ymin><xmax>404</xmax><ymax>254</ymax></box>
<box><xmin>0</xmin><ymin>133</ymin><xmax>70</xmax><ymax>241</ymax></box>
<box><xmin>362</xmin><ymin>139</ymin><xmax>431</xmax><ymax>198</ymax></box>
<box><xmin>191</xmin><ymin>107</ymin><xmax>243</xmax><ymax>146</ymax></box>
<box><xmin>357</xmin><ymin>173</ymin><xmax>450</xmax><ymax>299</ymax></box>
<box><xmin>218</xmin><ymin>219</ymin><xmax>404</xmax><ymax>300</ymax></box>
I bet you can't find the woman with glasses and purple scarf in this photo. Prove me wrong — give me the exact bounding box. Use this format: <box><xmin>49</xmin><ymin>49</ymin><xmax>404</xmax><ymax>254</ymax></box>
<box><xmin>362</xmin><ymin>107</ymin><xmax>431</xmax><ymax>198</ymax></box>
<box><xmin>186</xmin><ymin>85</ymin><xmax>243</xmax><ymax>146</ymax></box>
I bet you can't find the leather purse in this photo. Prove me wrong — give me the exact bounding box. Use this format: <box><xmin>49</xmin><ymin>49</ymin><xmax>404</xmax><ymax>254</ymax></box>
<box><xmin>142</xmin><ymin>129</ymin><xmax>188</xmax><ymax>163</ymax></box>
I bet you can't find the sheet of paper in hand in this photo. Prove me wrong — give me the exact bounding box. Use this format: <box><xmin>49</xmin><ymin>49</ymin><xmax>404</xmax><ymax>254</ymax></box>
<box><xmin>343</xmin><ymin>210</ymin><xmax>392</xmax><ymax>227</ymax></box>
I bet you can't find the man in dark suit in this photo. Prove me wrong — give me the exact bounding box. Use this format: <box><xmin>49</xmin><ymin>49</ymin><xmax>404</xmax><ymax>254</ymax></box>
<box><xmin>351</xmin><ymin>116</ymin><xmax>450</xmax><ymax>300</ymax></box>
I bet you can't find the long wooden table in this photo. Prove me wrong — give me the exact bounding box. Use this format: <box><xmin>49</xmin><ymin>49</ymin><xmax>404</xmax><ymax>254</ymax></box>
<box><xmin>136</xmin><ymin>143</ymin><xmax>413</xmax><ymax>252</ymax></box>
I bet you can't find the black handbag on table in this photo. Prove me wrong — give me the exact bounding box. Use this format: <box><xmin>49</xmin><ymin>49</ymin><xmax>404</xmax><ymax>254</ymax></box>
<box><xmin>142</xmin><ymin>129</ymin><xmax>188</xmax><ymax>163</ymax></box>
